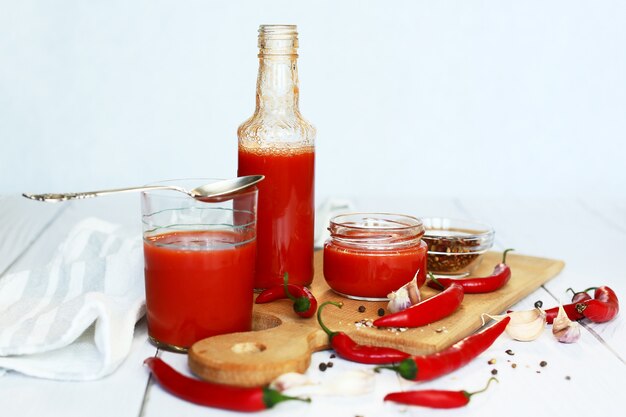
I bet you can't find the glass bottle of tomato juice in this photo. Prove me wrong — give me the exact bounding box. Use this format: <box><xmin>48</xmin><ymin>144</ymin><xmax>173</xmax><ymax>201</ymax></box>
<box><xmin>238</xmin><ymin>25</ymin><xmax>316</xmax><ymax>289</ymax></box>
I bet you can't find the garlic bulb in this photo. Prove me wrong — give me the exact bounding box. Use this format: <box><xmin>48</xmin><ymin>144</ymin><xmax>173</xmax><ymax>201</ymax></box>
<box><xmin>386</xmin><ymin>273</ymin><xmax>421</xmax><ymax>314</ymax></box>
<box><xmin>501</xmin><ymin>308</ymin><xmax>546</xmax><ymax>341</ymax></box>
<box><xmin>552</xmin><ymin>304</ymin><xmax>581</xmax><ymax>343</ymax></box>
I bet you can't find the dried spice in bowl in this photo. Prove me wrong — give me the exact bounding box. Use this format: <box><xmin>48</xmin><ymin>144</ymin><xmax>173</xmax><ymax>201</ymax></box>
<box><xmin>422</xmin><ymin>218</ymin><xmax>495</xmax><ymax>277</ymax></box>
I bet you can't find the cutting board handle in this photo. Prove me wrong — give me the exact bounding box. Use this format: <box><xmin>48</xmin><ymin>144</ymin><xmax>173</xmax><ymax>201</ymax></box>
<box><xmin>188</xmin><ymin>314</ymin><xmax>329</xmax><ymax>387</ymax></box>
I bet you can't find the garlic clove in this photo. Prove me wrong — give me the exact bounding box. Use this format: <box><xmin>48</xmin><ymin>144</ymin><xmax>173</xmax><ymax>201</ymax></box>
<box><xmin>503</xmin><ymin>308</ymin><xmax>546</xmax><ymax>341</ymax></box>
<box><xmin>269</xmin><ymin>372</ymin><xmax>314</xmax><ymax>392</ymax></box>
<box><xmin>315</xmin><ymin>369</ymin><xmax>375</xmax><ymax>396</ymax></box>
<box><xmin>270</xmin><ymin>370</ymin><xmax>375</xmax><ymax>397</ymax></box>
<box><xmin>552</xmin><ymin>304</ymin><xmax>581</xmax><ymax>343</ymax></box>
<box><xmin>386</xmin><ymin>272</ymin><xmax>421</xmax><ymax>314</ymax></box>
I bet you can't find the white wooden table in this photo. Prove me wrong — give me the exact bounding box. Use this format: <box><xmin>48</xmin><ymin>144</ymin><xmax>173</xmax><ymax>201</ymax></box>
<box><xmin>1</xmin><ymin>194</ymin><xmax>624</xmax><ymax>416</ymax></box>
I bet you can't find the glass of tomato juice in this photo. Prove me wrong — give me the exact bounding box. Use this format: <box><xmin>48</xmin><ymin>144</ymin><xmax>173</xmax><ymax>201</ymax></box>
<box><xmin>141</xmin><ymin>179</ymin><xmax>258</xmax><ymax>352</ymax></box>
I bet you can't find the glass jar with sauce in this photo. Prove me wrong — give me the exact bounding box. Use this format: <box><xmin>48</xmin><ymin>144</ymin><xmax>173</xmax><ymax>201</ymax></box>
<box><xmin>323</xmin><ymin>213</ymin><xmax>428</xmax><ymax>301</ymax></box>
<box><xmin>238</xmin><ymin>25</ymin><xmax>316</xmax><ymax>290</ymax></box>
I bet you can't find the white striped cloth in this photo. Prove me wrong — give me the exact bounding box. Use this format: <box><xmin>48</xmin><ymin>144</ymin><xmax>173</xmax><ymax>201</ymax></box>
<box><xmin>0</xmin><ymin>218</ymin><xmax>145</xmax><ymax>380</ymax></box>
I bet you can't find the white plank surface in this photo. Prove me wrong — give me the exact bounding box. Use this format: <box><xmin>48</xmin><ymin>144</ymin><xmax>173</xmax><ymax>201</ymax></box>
<box><xmin>0</xmin><ymin>195</ymin><xmax>624</xmax><ymax>417</ymax></box>
<box><xmin>0</xmin><ymin>196</ymin><xmax>64</xmax><ymax>274</ymax></box>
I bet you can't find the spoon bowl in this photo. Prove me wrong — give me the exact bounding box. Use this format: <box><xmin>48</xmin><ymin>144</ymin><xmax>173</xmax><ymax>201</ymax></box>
<box><xmin>22</xmin><ymin>175</ymin><xmax>265</xmax><ymax>203</ymax></box>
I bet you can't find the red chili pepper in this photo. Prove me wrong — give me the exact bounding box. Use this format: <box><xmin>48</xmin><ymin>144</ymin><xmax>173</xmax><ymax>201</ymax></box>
<box><xmin>375</xmin><ymin>315</ymin><xmax>510</xmax><ymax>381</ymax></box>
<box><xmin>317</xmin><ymin>301</ymin><xmax>411</xmax><ymax>364</ymax></box>
<box><xmin>255</xmin><ymin>273</ymin><xmax>318</xmax><ymax>318</ymax></box>
<box><xmin>575</xmin><ymin>286</ymin><xmax>619</xmax><ymax>323</ymax></box>
<box><xmin>545</xmin><ymin>303</ymin><xmax>584</xmax><ymax>324</ymax></box>
<box><xmin>373</xmin><ymin>283</ymin><xmax>464</xmax><ymax>328</ymax></box>
<box><xmin>144</xmin><ymin>357</ymin><xmax>309</xmax><ymax>412</ymax></box>
<box><xmin>427</xmin><ymin>249</ymin><xmax>514</xmax><ymax>294</ymax></box>
<box><xmin>567</xmin><ymin>287</ymin><xmax>595</xmax><ymax>303</ymax></box>
<box><xmin>384</xmin><ymin>377</ymin><xmax>498</xmax><ymax>409</ymax></box>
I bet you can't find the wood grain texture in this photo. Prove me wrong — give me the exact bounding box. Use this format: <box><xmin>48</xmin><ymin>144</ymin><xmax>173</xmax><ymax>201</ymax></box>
<box><xmin>188</xmin><ymin>249</ymin><xmax>564</xmax><ymax>386</ymax></box>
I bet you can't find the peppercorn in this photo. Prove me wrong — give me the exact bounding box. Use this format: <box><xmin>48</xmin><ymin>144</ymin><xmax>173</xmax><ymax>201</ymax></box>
<box><xmin>534</xmin><ymin>300</ymin><xmax>543</xmax><ymax>309</ymax></box>
<box><xmin>491</xmin><ymin>369</ymin><xmax>498</xmax><ymax>375</ymax></box>
<box><xmin>565</xmin><ymin>376</ymin><xmax>571</xmax><ymax>380</ymax></box>
<box><xmin>319</xmin><ymin>362</ymin><xmax>327</xmax><ymax>371</ymax></box>
<box><xmin>377</xmin><ymin>308</ymin><xmax>385</xmax><ymax>317</ymax></box>
<box><xmin>511</xmin><ymin>363</ymin><xmax>517</xmax><ymax>369</ymax></box>
<box><xmin>327</xmin><ymin>361</ymin><xmax>334</xmax><ymax>368</ymax></box>
<box><xmin>330</xmin><ymin>354</ymin><xmax>336</xmax><ymax>359</ymax></box>
<box><xmin>540</xmin><ymin>360</ymin><xmax>547</xmax><ymax>367</ymax></box>
<box><xmin>358</xmin><ymin>305</ymin><xmax>366</xmax><ymax>313</ymax></box>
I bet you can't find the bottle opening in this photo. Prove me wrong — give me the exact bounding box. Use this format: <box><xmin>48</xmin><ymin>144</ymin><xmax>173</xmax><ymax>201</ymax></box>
<box><xmin>258</xmin><ymin>24</ymin><xmax>298</xmax><ymax>55</ymax></box>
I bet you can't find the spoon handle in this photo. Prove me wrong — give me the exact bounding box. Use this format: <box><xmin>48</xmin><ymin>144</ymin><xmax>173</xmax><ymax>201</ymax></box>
<box><xmin>22</xmin><ymin>185</ymin><xmax>181</xmax><ymax>202</ymax></box>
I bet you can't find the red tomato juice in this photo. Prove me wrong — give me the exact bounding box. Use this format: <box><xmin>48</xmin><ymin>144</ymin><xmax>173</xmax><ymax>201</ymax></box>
<box><xmin>323</xmin><ymin>240</ymin><xmax>427</xmax><ymax>299</ymax></box>
<box><xmin>143</xmin><ymin>230</ymin><xmax>256</xmax><ymax>349</ymax></box>
<box><xmin>238</xmin><ymin>146</ymin><xmax>315</xmax><ymax>289</ymax></box>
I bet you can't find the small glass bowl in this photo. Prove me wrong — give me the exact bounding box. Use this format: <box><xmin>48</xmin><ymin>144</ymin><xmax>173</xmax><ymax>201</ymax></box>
<box><xmin>422</xmin><ymin>218</ymin><xmax>495</xmax><ymax>278</ymax></box>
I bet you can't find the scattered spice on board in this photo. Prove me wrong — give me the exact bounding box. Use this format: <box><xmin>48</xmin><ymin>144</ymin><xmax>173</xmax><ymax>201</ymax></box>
<box><xmin>565</xmin><ymin>376</ymin><xmax>571</xmax><ymax>380</ymax></box>
<box><xmin>539</xmin><ymin>361</ymin><xmax>547</xmax><ymax>367</ymax></box>
<box><xmin>511</xmin><ymin>363</ymin><xmax>517</xmax><ymax>369</ymax></box>
<box><xmin>327</xmin><ymin>361</ymin><xmax>334</xmax><ymax>368</ymax></box>
<box><xmin>319</xmin><ymin>362</ymin><xmax>328</xmax><ymax>372</ymax></box>
<box><xmin>505</xmin><ymin>349</ymin><xmax>515</xmax><ymax>356</ymax></box>
<box><xmin>330</xmin><ymin>354</ymin><xmax>336</xmax><ymax>359</ymax></box>
<box><xmin>358</xmin><ymin>305</ymin><xmax>366</xmax><ymax>313</ymax></box>
<box><xmin>487</xmin><ymin>358</ymin><xmax>496</xmax><ymax>365</ymax></box>
<box><xmin>354</xmin><ymin>319</ymin><xmax>374</xmax><ymax>329</ymax></box>
<box><xmin>491</xmin><ymin>369</ymin><xmax>498</xmax><ymax>375</ymax></box>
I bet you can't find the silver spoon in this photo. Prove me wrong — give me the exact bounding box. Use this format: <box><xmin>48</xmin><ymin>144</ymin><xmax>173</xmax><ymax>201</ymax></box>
<box><xmin>22</xmin><ymin>175</ymin><xmax>265</xmax><ymax>202</ymax></box>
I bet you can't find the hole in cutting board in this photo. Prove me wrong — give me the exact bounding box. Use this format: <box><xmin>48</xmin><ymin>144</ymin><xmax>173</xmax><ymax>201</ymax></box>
<box><xmin>231</xmin><ymin>342</ymin><xmax>267</xmax><ymax>354</ymax></box>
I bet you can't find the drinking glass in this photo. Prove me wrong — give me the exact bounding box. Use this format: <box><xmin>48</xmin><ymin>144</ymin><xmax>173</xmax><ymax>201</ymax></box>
<box><xmin>141</xmin><ymin>179</ymin><xmax>258</xmax><ymax>352</ymax></box>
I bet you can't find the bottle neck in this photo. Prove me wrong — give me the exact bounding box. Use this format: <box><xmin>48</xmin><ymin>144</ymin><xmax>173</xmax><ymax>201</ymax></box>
<box><xmin>255</xmin><ymin>25</ymin><xmax>300</xmax><ymax>115</ymax></box>
<box><xmin>255</xmin><ymin>55</ymin><xmax>300</xmax><ymax>114</ymax></box>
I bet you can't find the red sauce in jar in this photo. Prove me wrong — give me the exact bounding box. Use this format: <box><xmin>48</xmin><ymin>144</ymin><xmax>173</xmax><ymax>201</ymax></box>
<box><xmin>143</xmin><ymin>230</ymin><xmax>256</xmax><ymax>349</ymax></box>
<box><xmin>323</xmin><ymin>214</ymin><xmax>427</xmax><ymax>300</ymax></box>
<box><xmin>238</xmin><ymin>146</ymin><xmax>315</xmax><ymax>289</ymax></box>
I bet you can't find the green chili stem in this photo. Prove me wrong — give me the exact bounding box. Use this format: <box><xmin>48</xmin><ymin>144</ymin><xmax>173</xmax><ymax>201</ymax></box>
<box><xmin>283</xmin><ymin>273</ymin><xmax>297</xmax><ymax>303</ymax></box>
<box><xmin>466</xmin><ymin>377</ymin><xmax>499</xmax><ymax>399</ymax></box>
<box><xmin>316</xmin><ymin>301</ymin><xmax>343</xmax><ymax>339</ymax></box>
<box><xmin>502</xmin><ymin>249</ymin><xmax>514</xmax><ymax>264</ymax></box>
<box><xmin>567</xmin><ymin>286</ymin><xmax>598</xmax><ymax>295</ymax></box>
<box><xmin>428</xmin><ymin>272</ymin><xmax>445</xmax><ymax>289</ymax></box>
<box><xmin>263</xmin><ymin>387</ymin><xmax>311</xmax><ymax>408</ymax></box>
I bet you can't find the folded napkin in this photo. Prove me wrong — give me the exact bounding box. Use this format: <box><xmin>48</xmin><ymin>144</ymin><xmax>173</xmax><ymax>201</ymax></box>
<box><xmin>0</xmin><ymin>218</ymin><xmax>145</xmax><ymax>381</ymax></box>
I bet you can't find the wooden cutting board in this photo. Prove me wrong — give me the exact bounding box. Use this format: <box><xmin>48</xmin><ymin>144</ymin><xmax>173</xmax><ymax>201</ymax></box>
<box><xmin>189</xmin><ymin>250</ymin><xmax>564</xmax><ymax>387</ymax></box>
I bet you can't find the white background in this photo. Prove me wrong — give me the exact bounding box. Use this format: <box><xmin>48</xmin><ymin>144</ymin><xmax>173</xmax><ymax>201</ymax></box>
<box><xmin>1</xmin><ymin>0</ymin><xmax>625</xmax><ymax>203</ymax></box>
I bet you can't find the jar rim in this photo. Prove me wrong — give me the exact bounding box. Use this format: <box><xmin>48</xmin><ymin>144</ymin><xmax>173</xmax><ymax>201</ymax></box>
<box><xmin>421</xmin><ymin>217</ymin><xmax>495</xmax><ymax>238</ymax></box>
<box><xmin>329</xmin><ymin>212</ymin><xmax>424</xmax><ymax>232</ymax></box>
